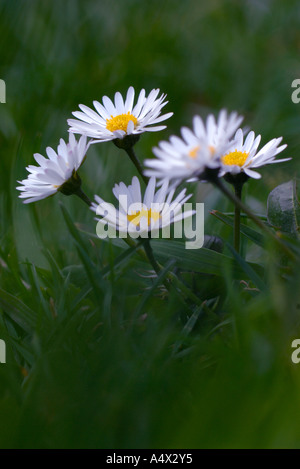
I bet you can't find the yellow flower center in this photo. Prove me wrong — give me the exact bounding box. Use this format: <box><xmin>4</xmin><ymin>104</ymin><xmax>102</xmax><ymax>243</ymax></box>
<box><xmin>188</xmin><ymin>146</ymin><xmax>200</xmax><ymax>159</ymax></box>
<box><xmin>188</xmin><ymin>145</ymin><xmax>215</xmax><ymax>159</ymax></box>
<box><xmin>221</xmin><ymin>150</ymin><xmax>249</xmax><ymax>167</ymax></box>
<box><xmin>127</xmin><ymin>208</ymin><xmax>161</xmax><ymax>227</ymax></box>
<box><xmin>106</xmin><ymin>112</ymin><xmax>138</xmax><ymax>133</ymax></box>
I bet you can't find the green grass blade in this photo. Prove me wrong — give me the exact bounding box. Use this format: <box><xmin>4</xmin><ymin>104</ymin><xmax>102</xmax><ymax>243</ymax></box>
<box><xmin>226</xmin><ymin>243</ymin><xmax>266</xmax><ymax>292</ymax></box>
<box><xmin>0</xmin><ymin>288</ymin><xmax>38</xmax><ymax>333</ymax></box>
<box><xmin>211</xmin><ymin>210</ymin><xmax>264</xmax><ymax>247</ymax></box>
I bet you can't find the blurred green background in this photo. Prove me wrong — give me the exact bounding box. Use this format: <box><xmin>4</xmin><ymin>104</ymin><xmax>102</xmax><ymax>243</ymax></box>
<box><xmin>0</xmin><ymin>0</ymin><xmax>300</xmax><ymax>448</ymax></box>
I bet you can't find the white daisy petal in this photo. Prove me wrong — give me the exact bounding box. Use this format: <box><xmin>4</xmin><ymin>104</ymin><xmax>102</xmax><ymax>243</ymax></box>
<box><xmin>102</xmin><ymin>95</ymin><xmax>116</xmax><ymax>116</ymax></box>
<box><xmin>243</xmin><ymin>168</ymin><xmax>262</xmax><ymax>179</ymax></box>
<box><xmin>126</xmin><ymin>119</ymin><xmax>135</xmax><ymax>135</ymax></box>
<box><xmin>138</xmin><ymin>89</ymin><xmax>160</xmax><ymax>120</ymax></box>
<box><xmin>68</xmin><ymin>87</ymin><xmax>172</xmax><ymax>142</ymax></box>
<box><xmin>132</xmin><ymin>89</ymin><xmax>146</xmax><ymax>117</ymax></box>
<box><xmin>22</xmin><ymin>192</ymin><xmax>56</xmax><ymax>204</ymax></box>
<box><xmin>78</xmin><ymin>105</ymin><xmax>106</xmax><ymax>124</ymax></box>
<box><xmin>143</xmin><ymin>176</ymin><xmax>156</xmax><ymax>207</ymax></box>
<box><xmin>131</xmin><ymin>176</ymin><xmax>142</xmax><ymax>204</ymax></box>
<box><xmin>33</xmin><ymin>153</ymin><xmax>47</xmax><ymax>166</ymax></box>
<box><xmin>140</xmin><ymin>125</ymin><xmax>167</xmax><ymax>132</ymax></box>
<box><xmin>93</xmin><ymin>100</ymin><xmax>111</xmax><ymax>119</ymax></box>
<box><xmin>243</xmin><ymin>131</ymin><xmax>255</xmax><ymax>152</ymax></box>
<box><xmin>124</xmin><ymin>86</ymin><xmax>135</xmax><ymax>112</ymax></box>
<box><xmin>114</xmin><ymin>91</ymin><xmax>125</xmax><ymax>114</ymax></box>
<box><xmin>112</xmin><ymin>129</ymin><xmax>126</xmax><ymax>139</ymax></box>
<box><xmin>145</xmin><ymin>112</ymin><xmax>174</xmax><ymax>125</ymax></box>
<box><xmin>17</xmin><ymin>134</ymin><xmax>89</xmax><ymax>204</ymax></box>
<box><xmin>46</xmin><ymin>147</ymin><xmax>58</xmax><ymax>161</ymax></box>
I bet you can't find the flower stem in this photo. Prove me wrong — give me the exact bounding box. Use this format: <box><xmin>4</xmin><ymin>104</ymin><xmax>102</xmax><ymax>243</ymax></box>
<box><xmin>142</xmin><ymin>238</ymin><xmax>203</xmax><ymax>306</ymax></box>
<box><xmin>214</xmin><ymin>177</ymin><xmax>296</xmax><ymax>261</ymax></box>
<box><xmin>143</xmin><ymin>238</ymin><xmax>163</xmax><ymax>276</ymax></box>
<box><xmin>125</xmin><ymin>146</ymin><xmax>148</xmax><ymax>184</ymax></box>
<box><xmin>74</xmin><ymin>187</ymin><xmax>92</xmax><ymax>207</ymax></box>
<box><xmin>234</xmin><ymin>184</ymin><xmax>242</xmax><ymax>253</ymax></box>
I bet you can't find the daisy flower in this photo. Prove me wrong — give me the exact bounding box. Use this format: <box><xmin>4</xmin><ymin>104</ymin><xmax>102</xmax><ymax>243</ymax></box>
<box><xmin>91</xmin><ymin>176</ymin><xmax>194</xmax><ymax>238</ymax></box>
<box><xmin>17</xmin><ymin>134</ymin><xmax>89</xmax><ymax>203</ymax></box>
<box><xmin>144</xmin><ymin>110</ymin><xmax>243</xmax><ymax>184</ymax></box>
<box><xmin>219</xmin><ymin>128</ymin><xmax>290</xmax><ymax>180</ymax></box>
<box><xmin>67</xmin><ymin>86</ymin><xmax>173</xmax><ymax>143</ymax></box>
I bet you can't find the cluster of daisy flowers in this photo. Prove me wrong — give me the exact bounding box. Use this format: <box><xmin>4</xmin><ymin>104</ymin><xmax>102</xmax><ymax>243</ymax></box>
<box><xmin>17</xmin><ymin>85</ymin><xmax>291</xmax><ymax>242</ymax></box>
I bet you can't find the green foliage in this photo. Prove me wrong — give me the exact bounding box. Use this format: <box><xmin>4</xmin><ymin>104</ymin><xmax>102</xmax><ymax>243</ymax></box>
<box><xmin>267</xmin><ymin>179</ymin><xmax>300</xmax><ymax>236</ymax></box>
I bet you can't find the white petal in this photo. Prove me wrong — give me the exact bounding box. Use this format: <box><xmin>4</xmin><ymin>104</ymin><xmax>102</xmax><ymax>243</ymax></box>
<box><xmin>127</xmin><ymin>119</ymin><xmax>135</xmax><ymax>135</ymax></box>
<box><xmin>114</xmin><ymin>91</ymin><xmax>125</xmax><ymax>114</ymax></box>
<box><xmin>46</xmin><ymin>147</ymin><xmax>58</xmax><ymax>161</ymax></box>
<box><xmin>143</xmin><ymin>177</ymin><xmax>156</xmax><ymax>207</ymax></box>
<box><xmin>78</xmin><ymin>104</ymin><xmax>106</xmax><ymax>124</ymax></box>
<box><xmin>244</xmin><ymin>168</ymin><xmax>261</xmax><ymax>179</ymax></box>
<box><xmin>132</xmin><ymin>89</ymin><xmax>146</xmax><ymax>117</ymax></box>
<box><xmin>102</xmin><ymin>95</ymin><xmax>116</xmax><ymax>116</ymax></box>
<box><xmin>93</xmin><ymin>100</ymin><xmax>111</xmax><ymax>119</ymax></box>
<box><xmin>125</xmin><ymin>86</ymin><xmax>135</xmax><ymax>112</ymax></box>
